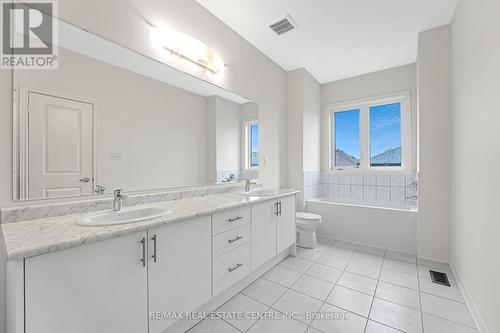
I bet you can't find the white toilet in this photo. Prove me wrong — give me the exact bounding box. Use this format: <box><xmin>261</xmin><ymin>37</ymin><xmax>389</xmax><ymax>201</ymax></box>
<box><xmin>296</xmin><ymin>212</ymin><xmax>323</xmax><ymax>249</ymax></box>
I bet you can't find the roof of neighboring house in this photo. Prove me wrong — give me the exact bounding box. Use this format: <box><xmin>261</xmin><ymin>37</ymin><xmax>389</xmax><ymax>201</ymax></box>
<box><xmin>335</xmin><ymin>149</ymin><xmax>360</xmax><ymax>167</ymax></box>
<box><xmin>371</xmin><ymin>147</ymin><xmax>401</xmax><ymax>166</ymax></box>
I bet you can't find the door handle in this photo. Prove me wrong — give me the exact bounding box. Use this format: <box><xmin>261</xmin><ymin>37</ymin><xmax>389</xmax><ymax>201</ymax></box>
<box><xmin>140</xmin><ymin>237</ymin><xmax>146</xmax><ymax>267</ymax></box>
<box><xmin>79</xmin><ymin>177</ymin><xmax>90</xmax><ymax>183</ymax></box>
<box><xmin>151</xmin><ymin>234</ymin><xmax>157</xmax><ymax>263</ymax></box>
<box><xmin>278</xmin><ymin>201</ymin><xmax>282</xmax><ymax>216</ymax></box>
<box><xmin>274</xmin><ymin>202</ymin><xmax>279</xmax><ymax>216</ymax></box>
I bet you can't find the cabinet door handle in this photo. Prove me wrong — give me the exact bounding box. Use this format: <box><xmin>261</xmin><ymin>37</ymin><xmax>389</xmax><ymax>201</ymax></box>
<box><xmin>228</xmin><ymin>236</ymin><xmax>243</xmax><ymax>244</ymax></box>
<box><xmin>151</xmin><ymin>234</ymin><xmax>157</xmax><ymax>263</ymax></box>
<box><xmin>278</xmin><ymin>201</ymin><xmax>282</xmax><ymax>216</ymax></box>
<box><xmin>228</xmin><ymin>216</ymin><xmax>243</xmax><ymax>222</ymax></box>
<box><xmin>140</xmin><ymin>237</ymin><xmax>146</xmax><ymax>267</ymax></box>
<box><xmin>274</xmin><ymin>202</ymin><xmax>279</xmax><ymax>216</ymax></box>
<box><xmin>228</xmin><ymin>263</ymin><xmax>243</xmax><ymax>273</ymax></box>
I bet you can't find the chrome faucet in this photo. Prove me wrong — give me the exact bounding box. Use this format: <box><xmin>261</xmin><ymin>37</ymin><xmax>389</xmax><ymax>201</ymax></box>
<box><xmin>245</xmin><ymin>179</ymin><xmax>256</xmax><ymax>192</ymax></box>
<box><xmin>113</xmin><ymin>189</ymin><xmax>127</xmax><ymax>211</ymax></box>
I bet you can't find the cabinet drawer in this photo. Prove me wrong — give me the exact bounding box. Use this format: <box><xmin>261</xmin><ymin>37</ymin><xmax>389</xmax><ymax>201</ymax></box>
<box><xmin>212</xmin><ymin>243</ymin><xmax>251</xmax><ymax>296</ymax></box>
<box><xmin>212</xmin><ymin>224</ymin><xmax>250</xmax><ymax>258</ymax></box>
<box><xmin>212</xmin><ymin>206</ymin><xmax>250</xmax><ymax>235</ymax></box>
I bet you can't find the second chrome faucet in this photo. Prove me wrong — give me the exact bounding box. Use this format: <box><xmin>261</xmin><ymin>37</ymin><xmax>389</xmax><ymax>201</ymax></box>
<box><xmin>113</xmin><ymin>189</ymin><xmax>127</xmax><ymax>211</ymax></box>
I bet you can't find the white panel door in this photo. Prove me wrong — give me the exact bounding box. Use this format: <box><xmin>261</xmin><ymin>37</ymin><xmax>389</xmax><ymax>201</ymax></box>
<box><xmin>251</xmin><ymin>200</ymin><xmax>277</xmax><ymax>269</ymax></box>
<box><xmin>277</xmin><ymin>195</ymin><xmax>297</xmax><ymax>253</ymax></box>
<box><xmin>28</xmin><ymin>92</ymin><xmax>93</xmax><ymax>199</ymax></box>
<box><xmin>148</xmin><ymin>216</ymin><xmax>212</xmax><ymax>333</ymax></box>
<box><xmin>25</xmin><ymin>232</ymin><xmax>149</xmax><ymax>333</ymax></box>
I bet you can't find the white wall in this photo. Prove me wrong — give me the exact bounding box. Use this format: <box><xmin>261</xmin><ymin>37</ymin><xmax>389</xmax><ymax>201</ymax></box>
<box><xmin>417</xmin><ymin>25</ymin><xmax>452</xmax><ymax>263</ymax></box>
<box><xmin>321</xmin><ymin>64</ymin><xmax>418</xmax><ymax>172</ymax></box>
<box><xmin>15</xmin><ymin>48</ymin><xmax>209</xmax><ymax>194</ymax></box>
<box><xmin>302</xmin><ymin>71</ymin><xmax>321</xmax><ymax>173</ymax></box>
<box><xmin>286</xmin><ymin>70</ymin><xmax>305</xmax><ymax>207</ymax></box>
<box><xmin>450</xmin><ymin>0</ymin><xmax>500</xmax><ymax>331</ymax></box>
<box><xmin>286</xmin><ymin>68</ymin><xmax>321</xmax><ymax>209</ymax></box>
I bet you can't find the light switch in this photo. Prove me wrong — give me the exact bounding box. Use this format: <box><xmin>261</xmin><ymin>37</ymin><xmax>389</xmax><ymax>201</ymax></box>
<box><xmin>111</xmin><ymin>153</ymin><xmax>123</xmax><ymax>160</ymax></box>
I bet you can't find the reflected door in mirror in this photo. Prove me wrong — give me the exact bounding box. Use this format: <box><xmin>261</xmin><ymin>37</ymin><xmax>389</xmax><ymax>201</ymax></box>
<box><xmin>27</xmin><ymin>92</ymin><xmax>94</xmax><ymax>200</ymax></box>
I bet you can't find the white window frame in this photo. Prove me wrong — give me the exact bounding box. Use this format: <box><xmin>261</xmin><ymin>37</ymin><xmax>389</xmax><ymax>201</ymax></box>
<box><xmin>326</xmin><ymin>91</ymin><xmax>411</xmax><ymax>173</ymax></box>
<box><xmin>243</xmin><ymin>119</ymin><xmax>259</xmax><ymax>170</ymax></box>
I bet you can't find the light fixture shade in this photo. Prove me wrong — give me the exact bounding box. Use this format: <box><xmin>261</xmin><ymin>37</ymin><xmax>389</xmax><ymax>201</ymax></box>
<box><xmin>151</xmin><ymin>26</ymin><xmax>224</xmax><ymax>73</ymax></box>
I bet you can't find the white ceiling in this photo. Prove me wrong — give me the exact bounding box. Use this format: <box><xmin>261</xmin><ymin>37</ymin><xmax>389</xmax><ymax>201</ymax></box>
<box><xmin>196</xmin><ymin>0</ymin><xmax>458</xmax><ymax>83</ymax></box>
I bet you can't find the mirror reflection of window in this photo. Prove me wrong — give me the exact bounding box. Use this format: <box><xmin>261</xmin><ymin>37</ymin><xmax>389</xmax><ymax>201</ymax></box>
<box><xmin>245</xmin><ymin>121</ymin><xmax>259</xmax><ymax>169</ymax></box>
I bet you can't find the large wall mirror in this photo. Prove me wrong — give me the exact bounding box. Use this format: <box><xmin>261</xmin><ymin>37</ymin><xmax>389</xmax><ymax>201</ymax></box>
<box><xmin>12</xmin><ymin>19</ymin><xmax>259</xmax><ymax>201</ymax></box>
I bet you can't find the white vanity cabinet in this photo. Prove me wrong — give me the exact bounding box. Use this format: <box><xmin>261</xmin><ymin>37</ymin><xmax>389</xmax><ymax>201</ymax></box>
<box><xmin>252</xmin><ymin>195</ymin><xmax>297</xmax><ymax>269</ymax></box>
<box><xmin>11</xmin><ymin>193</ymin><xmax>297</xmax><ymax>333</ymax></box>
<box><xmin>148</xmin><ymin>216</ymin><xmax>212</xmax><ymax>333</ymax></box>
<box><xmin>276</xmin><ymin>195</ymin><xmax>297</xmax><ymax>253</ymax></box>
<box><xmin>24</xmin><ymin>232</ymin><xmax>149</xmax><ymax>333</ymax></box>
<box><xmin>251</xmin><ymin>200</ymin><xmax>278</xmax><ymax>269</ymax></box>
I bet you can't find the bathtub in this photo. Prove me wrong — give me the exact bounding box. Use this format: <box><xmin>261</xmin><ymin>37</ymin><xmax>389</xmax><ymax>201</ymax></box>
<box><xmin>305</xmin><ymin>198</ymin><xmax>418</xmax><ymax>254</ymax></box>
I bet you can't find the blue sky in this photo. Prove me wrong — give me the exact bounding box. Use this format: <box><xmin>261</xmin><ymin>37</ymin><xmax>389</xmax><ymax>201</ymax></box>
<box><xmin>334</xmin><ymin>103</ymin><xmax>401</xmax><ymax>158</ymax></box>
<box><xmin>251</xmin><ymin>124</ymin><xmax>259</xmax><ymax>153</ymax></box>
<box><xmin>370</xmin><ymin>103</ymin><xmax>401</xmax><ymax>157</ymax></box>
<box><xmin>250</xmin><ymin>124</ymin><xmax>259</xmax><ymax>166</ymax></box>
<box><xmin>335</xmin><ymin>109</ymin><xmax>360</xmax><ymax>158</ymax></box>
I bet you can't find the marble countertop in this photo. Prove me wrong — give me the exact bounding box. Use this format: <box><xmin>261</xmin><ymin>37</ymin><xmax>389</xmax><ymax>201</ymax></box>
<box><xmin>1</xmin><ymin>189</ymin><xmax>298</xmax><ymax>262</ymax></box>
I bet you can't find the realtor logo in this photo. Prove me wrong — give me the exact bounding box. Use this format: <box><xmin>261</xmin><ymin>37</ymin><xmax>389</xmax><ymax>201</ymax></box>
<box><xmin>1</xmin><ymin>0</ymin><xmax>58</xmax><ymax>68</ymax></box>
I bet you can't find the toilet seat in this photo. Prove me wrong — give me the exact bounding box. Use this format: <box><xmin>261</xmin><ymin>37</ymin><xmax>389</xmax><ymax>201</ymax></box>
<box><xmin>296</xmin><ymin>212</ymin><xmax>322</xmax><ymax>223</ymax></box>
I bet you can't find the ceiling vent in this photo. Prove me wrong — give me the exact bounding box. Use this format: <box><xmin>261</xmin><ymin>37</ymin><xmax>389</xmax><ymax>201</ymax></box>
<box><xmin>269</xmin><ymin>14</ymin><xmax>298</xmax><ymax>35</ymax></box>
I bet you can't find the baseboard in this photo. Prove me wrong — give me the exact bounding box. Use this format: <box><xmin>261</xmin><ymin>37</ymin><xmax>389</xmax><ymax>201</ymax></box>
<box><xmin>417</xmin><ymin>248</ymin><xmax>449</xmax><ymax>263</ymax></box>
<box><xmin>450</xmin><ymin>263</ymin><xmax>490</xmax><ymax>333</ymax></box>
<box><xmin>317</xmin><ymin>234</ymin><xmax>417</xmax><ymax>256</ymax></box>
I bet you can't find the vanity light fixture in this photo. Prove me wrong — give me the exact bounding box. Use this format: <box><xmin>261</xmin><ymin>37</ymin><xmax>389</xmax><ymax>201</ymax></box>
<box><xmin>151</xmin><ymin>26</ymin><xmax>224</xmax><ymax>74</ymax></box>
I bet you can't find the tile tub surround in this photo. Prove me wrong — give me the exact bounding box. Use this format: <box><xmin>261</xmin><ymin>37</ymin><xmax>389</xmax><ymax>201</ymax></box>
<box><xmin>303</xmin><ymin>171</ymin><xmax>322</xmax><ymax>200</ymax></box>
<box><xmin>304</xmin><ymin>171</ymin><xmax>418</xmax><ymax>206</ymax></box>
<box><xmin>0</xmin><ymin>182</ymin><xmax>262</xmax><ymax>224</ymax></box>
<box><xmin>189</xmin><ymin>239</ymin><xmax>477</xmax><ymax>333</ymax></box>
<box><xmin>0</xmin><ymin>189</ymin><xmax>298</xmax><ymax>261</ymax></box>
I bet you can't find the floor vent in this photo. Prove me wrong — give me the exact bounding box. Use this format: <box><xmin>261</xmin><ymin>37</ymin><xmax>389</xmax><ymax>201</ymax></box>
<box><xmin>430</xmin><ymin>270</ymin><xmax>451</xmax><ymax>287</ymax></box>
<box><xmin>269</xmin><ymin>14</ymin><xmax>298</xmax><ymax>35</ymax></box>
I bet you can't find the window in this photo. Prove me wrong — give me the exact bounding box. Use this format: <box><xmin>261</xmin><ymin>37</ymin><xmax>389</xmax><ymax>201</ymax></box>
<box><xmin>245</xmin><ymin>120</ymin><xmax>259</xmax><ymax>169</ymax></box>
<box><xmin>328</xmin><ymin>92</ymin><xmax>409</xmax><ymax>171</ymax></box>
<box><xmin>334</xmin><ymin>109</ymin><xmax>360</xmax><ymax>167</ymax></box>
<box><xmin>370</xmin><ymin>103</ymin><xmax>401</xmax><ymax>167</ymax></box>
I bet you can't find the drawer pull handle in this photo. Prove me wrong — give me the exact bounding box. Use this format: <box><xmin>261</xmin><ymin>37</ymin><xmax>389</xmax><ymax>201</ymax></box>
<box><xmin>228</xmin><ymin>236</ymin><xmax>243</xmax><ymax>244</ymax></box>
<box><xmin>228</xmin><ymin>216</ymin><xmax>243</xmax><ymax>222</ymax></box>
<box><xmin>228</xmin><ymin>263</ymin><xmax>243</xmax><ymax>273</ymax></box>
<box><xmin>151</xmin><ymin>234</ymin><xmax>157</xmax><ymax>263</ymax></box>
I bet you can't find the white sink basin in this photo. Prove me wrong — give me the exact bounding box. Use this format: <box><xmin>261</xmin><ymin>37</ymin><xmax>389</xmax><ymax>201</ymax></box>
<box><xmin>237</xmin><ymin>189</ymin><xmax>278</xmax><ymax>197</ymax></box>
<box><xmin>77</xmin><ymin>207</ymin><xmax>169</xmax><ymax>226</ymax></box>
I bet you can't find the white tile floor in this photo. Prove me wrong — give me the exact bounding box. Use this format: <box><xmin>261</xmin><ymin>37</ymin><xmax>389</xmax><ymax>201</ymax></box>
<box><xmin>188</xmin><ymin>238</ymin><xmax>477</xmax><ymax>333</ymax></box>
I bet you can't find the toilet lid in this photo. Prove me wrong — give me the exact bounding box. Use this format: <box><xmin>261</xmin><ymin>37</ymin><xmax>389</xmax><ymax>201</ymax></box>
<box><xmin>296</xmin><ymin>212</ymin><xmax>322</xmax><ymax>222</ymax></box>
